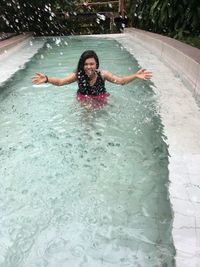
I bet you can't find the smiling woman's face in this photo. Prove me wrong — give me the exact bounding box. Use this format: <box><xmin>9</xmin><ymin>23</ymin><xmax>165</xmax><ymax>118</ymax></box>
<box><xmin>84</xmin><ymin>57</ymin><xmax>97</xmax><ymax>77</ymax></box>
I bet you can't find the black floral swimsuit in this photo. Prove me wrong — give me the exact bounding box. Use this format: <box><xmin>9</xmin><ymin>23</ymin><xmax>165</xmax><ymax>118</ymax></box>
<box><xmin>77</xmin><ymin>70</ymin><xmax>107</xmax><ymax>96</ymax></box>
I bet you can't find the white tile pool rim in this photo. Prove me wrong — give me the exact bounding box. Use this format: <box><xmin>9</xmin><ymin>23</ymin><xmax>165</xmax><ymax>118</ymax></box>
<box><xmin>1</xmin><ymin>30</ymin><xmax>200</xmax><ymax>267</ymax></box>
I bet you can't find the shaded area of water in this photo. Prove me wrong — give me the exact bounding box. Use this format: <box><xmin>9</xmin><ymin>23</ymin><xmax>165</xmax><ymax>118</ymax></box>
<box><xmin>0</xmin><ymin>37</ymin><xmax>175</xmax><ymax>267</ymax></box>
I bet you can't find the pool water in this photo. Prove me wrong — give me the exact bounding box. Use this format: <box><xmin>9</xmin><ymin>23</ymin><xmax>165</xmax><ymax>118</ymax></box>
<box><xmin>0</xmin><ymin>37</ymin><xmax>175</xmax><ymax>267</ymax></box>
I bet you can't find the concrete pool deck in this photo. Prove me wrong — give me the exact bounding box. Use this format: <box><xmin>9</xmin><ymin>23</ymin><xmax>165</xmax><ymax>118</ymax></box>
<box><xmin>1</xmin><ymin>30</ymin><xmax>200</xmax><ymax>267</ymax></box>
<box><xmin>0</xmin><ymin>32</ymin><xmax>32</xmax><ymax>53</ymax></box>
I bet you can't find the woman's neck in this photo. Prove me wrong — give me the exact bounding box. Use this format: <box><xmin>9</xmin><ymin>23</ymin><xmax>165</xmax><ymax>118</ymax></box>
<box><xmin>88</xmin><ymin>71</ymin><xmax>97</xmax><ymax>85</ymax></box>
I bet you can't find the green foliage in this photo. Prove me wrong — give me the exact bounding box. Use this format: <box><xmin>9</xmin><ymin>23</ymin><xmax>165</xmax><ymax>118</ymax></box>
<box><xmin>129</xmin><ymin>0</ymin><xmax>200</xmax><ymax>38</ymax></box>
<box><xmin>179</xmin><ymin>36</ymin><xmax>200</xmax><ymax>49</ymax></box>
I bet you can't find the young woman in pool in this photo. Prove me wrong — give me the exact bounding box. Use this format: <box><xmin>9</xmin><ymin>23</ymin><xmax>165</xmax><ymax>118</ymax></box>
<box><xmin>32</xmin><ymin>50</ymin><xmax>152</xmax><ymax>106</ymax></box>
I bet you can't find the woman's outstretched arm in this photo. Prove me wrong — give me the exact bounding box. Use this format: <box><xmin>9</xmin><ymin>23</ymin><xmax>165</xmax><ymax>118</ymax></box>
<box><xmin>32</xmin><ymin>72</ymin><xmax>77</xmax><ymax>86</ymax></box>
<box><xmin>102</xmin><ymin>69</ymin><xmax>152</xmax><ymax>85</ymax></box>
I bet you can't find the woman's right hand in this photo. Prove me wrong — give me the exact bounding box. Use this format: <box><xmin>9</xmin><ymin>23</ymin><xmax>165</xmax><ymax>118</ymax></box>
<box><xmin>32</xmin><ymin>73</ymin><xmax>47</xmax><ymax>84</ymax></box>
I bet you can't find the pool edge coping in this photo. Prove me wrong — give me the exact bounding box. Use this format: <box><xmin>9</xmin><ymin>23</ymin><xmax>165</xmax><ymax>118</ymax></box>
<box><xmin>0</xmin><ymin>33</ymin><xmax>45</xmax><ymax>85</ymax></box>
<box><xmin>0</xmin><ymin>32</ymin><xmax>33</xmax><ymax>54</ymax></box>
<box><xmin>124</xmin><ymin>28</ymin><xmax>200</xmax><ymax>99</ymax></box>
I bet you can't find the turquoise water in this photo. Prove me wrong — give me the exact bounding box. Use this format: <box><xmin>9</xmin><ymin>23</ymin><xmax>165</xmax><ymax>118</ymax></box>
<box><xmin>0</xmin><ymin>37</ymin><xmax>175</xmax><ymax>267</ymax></box>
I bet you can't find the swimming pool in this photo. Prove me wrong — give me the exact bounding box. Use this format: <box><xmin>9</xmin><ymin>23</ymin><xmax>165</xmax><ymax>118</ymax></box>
<box><xmin>0</xmin><ymin>36</ymin><xmax>175</xmax><ymax>266</ymax></box>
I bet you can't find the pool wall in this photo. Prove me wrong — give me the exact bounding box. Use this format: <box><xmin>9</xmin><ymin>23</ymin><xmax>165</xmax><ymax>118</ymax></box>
<box><xmin>0</xmin><ymin>33</ymin><xmax>32</xmax><ymax>54</ymax></box>
<box><xmin>124</xmin><ymin>28</ymin><xmax>200</xmax><ymax>99</ymax></box>
<box><xmin>0</xmin><ymin>33</ymin><xmax>45</xmax><ymax>85</ymax></box>
<box><xmin>111</xmin><ymin>29</ymin><xmax>200</xmax><ymax>267</ymax></box>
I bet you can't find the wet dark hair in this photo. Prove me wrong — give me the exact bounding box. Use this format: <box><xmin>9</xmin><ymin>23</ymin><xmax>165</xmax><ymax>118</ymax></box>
<box><xmin>76</xmin><ymin>50</ymin><xmax>99</xmax><ymax>90</ymax></box>
<box><xmin>76</xmin><ymin>50</ymin><xmax>99</xmax><ymax>75</ymax></box>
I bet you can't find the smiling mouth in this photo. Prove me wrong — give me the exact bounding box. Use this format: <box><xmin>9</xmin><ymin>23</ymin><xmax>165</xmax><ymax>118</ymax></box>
<box><xmin>86</xmin><ymin>70</ymin><xmax>94</xmax><ymax>76</ymax></box>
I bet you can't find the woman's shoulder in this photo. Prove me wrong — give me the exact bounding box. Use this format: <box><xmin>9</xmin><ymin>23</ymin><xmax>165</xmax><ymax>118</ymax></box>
<box><xmin>96</xmin><ymin>69</ymin><xmax>108</xmax><ymax>80</ymax></box>
<box><xmin>98</xmin><ymin>69</ymin><xmax>114</xmax><ymax>79</ymax></box>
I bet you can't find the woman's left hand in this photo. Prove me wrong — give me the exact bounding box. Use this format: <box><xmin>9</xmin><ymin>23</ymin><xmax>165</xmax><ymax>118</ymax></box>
<box><xmin>136</xmin><ymin>69</ymin><xmax>153</xmax><ymax>80</ymax></box>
